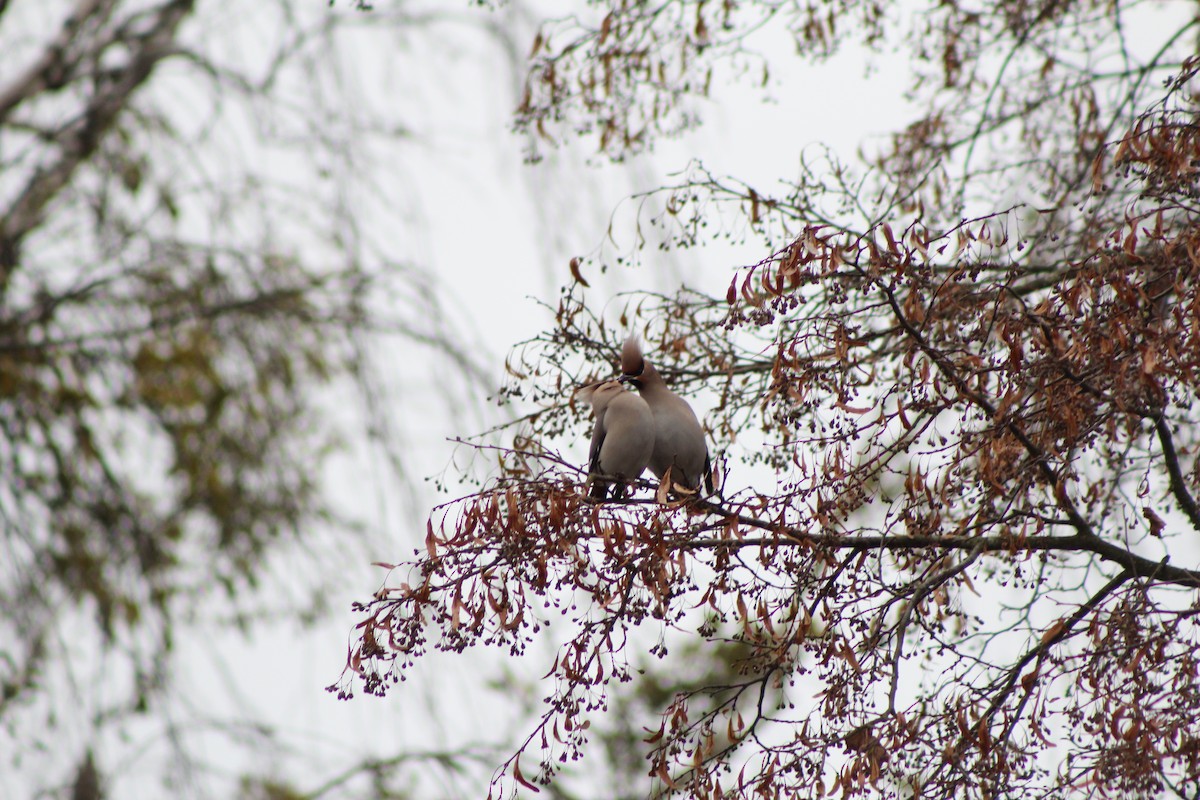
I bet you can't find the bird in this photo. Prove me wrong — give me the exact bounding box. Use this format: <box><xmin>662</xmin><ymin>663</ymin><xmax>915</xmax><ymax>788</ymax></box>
<box><xmin>620</xmin><ymin>336</ymin><xmax>714</xmax><ymax>494</ymax></box>
<box><xmin>577</xmin><ymin>379</ymin><xmax>655</xmax><ymax>500</ymax></box>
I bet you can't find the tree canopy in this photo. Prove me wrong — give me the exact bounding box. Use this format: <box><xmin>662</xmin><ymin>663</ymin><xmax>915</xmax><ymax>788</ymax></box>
<box><xmin>335</xmin><ymin>1</ymin><xmax>1200</xmax><ymax>798</ymax></box>
<box><xmin>0</xmin><ymin>1</ymin><xmax>489</xmax><ymax>795</ymax></box>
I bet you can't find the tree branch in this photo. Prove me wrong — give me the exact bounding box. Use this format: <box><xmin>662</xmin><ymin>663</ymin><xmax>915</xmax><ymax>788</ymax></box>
<box><xmin>1154</xmin><ymin>416</ymin><xmax>1200</xmax><ymax>534</ymax></box>
<box><xmin>0</xmin><ymin>0</ymin><xmax>194</xmax><ymax>283</ymax></box>
<box><xmin>684</xmin><ymin>504</ymin><xmax>1200</xmax><ymax>588</ymax></box>
<box><xmin>863</xmin><ymin>261</ymin><xmax>1104</xmax><ymax>544</ymax></box>
<box><xmin>0</xmin><ymin>0</ymin><xmax>115</xmax><ymax>123</ymax></box>
<box><xmin>985</xmin><ymin>569</ymin><xmax>1132</xmax><ymax>744</ymax></box>
<box><xmin>887</xmin><ymin>543</ymin><xmax>986</xmax><ymax>715</ymax></box>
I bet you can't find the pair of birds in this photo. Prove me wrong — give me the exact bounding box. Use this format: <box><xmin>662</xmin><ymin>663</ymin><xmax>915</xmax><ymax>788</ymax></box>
<box><xmin>580</xmin><ymin>337</ymin><xmax>714</xmax><ymax>500</ymax></box>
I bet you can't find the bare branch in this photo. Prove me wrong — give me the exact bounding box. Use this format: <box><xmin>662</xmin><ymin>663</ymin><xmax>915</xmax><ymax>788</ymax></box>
<box><xmin>1155</xmin><ymin>416</ymin><xmax>1200</xmax><ymax>534</ymax></box>
<box><xmin>0</xmin><ymin>0</ymin><xmax>194</xmax><ymax>280</ymax></box>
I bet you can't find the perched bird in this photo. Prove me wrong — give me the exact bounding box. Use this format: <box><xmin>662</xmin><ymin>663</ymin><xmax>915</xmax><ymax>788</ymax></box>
<box><xmin>577</xmin><ymin>379</ymin><xmax>655</xmax><ymax>500</ymax></box>
<box><xmin>620</xmin><ymin>336</ymin><xmax>714</xmax><ymax>494</ymax></box>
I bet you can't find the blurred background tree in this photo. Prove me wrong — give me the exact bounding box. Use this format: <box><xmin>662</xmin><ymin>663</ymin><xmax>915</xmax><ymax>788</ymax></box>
<box><xmin>0</xmin><ymin>1</ymin><xmax>534</xmax><ymax>796</ymax></box>
<box><xmin>338</xmin><ymin>1</ymin><xmax>1200</xmax><ymax>798</ymax></box>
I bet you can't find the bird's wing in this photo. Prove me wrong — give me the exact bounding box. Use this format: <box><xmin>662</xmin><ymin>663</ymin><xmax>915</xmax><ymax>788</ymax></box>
<box><xmin>588</xmin><ymin>410</ymin><xmax>607</xmax><ymax>474</ymax></box>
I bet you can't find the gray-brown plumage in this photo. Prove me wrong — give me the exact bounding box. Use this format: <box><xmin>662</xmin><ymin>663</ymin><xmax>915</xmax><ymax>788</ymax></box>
<box><xmin>620</xmin><ymin>337</ymin><xmax>714</xmax><ymax>494</ymax></box>
<box><xmin>578</xmin><ymin>379</ymin><xmax>654</xmax><ymax>500</ymax></box>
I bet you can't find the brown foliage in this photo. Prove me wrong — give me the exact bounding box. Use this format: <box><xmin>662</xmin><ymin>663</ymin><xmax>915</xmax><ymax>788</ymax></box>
<box><xmin>336</xmin><ymin>2</ymin><xmax>1200</xmax><ymax>798</ymax></box>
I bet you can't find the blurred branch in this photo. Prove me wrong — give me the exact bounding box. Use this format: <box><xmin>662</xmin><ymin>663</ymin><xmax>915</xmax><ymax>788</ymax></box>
<box><xmin>0</xmin><ymin>0</ymin><xmax>193</xmax><ymax>281</ymax></box>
